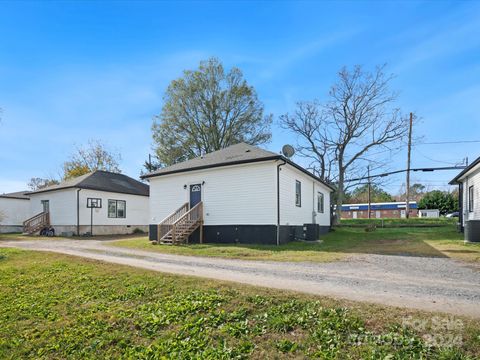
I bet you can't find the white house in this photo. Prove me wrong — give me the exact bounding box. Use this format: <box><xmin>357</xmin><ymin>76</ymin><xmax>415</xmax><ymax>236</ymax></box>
<box><xmin>450</xmin><ymin>155</ymin><xmax>480</xmax><ymax>242</ymax></box>
<box><xmin>26</xmin><ymin>171</ymin><xmax>149</xmax><ymax>236</ymax></box>
<box><xmin>0</xmin><ymin>191</ymin><xmax>30</xmax><ymax>233</ymax></box>
<box><xmin>143</xmin><ymin>143</ymin><xmax>334</xmax><ymax>245</ymax></box>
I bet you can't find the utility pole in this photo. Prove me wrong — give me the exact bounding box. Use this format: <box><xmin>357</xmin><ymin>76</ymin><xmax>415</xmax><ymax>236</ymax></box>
<box><xmin>367</xmin><ymin>164</ymin><xmax>371</xmax><ymax>219</ymax></box>
<box><xmin>405</xmin><ymin>112</ymin><xmax>413</xmax><ymax>219</ymax></box>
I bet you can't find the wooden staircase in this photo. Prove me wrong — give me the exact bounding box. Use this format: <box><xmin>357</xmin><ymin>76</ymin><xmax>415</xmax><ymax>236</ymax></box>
<box><xmin>154</xmin><ymin>202</ymin><xmax>203</xmax><ymax>245</ymax></box>
<box><xmin>23</xmin><ymin>212</ymin><xmax>50</xmax><ymax>234</ymax></box>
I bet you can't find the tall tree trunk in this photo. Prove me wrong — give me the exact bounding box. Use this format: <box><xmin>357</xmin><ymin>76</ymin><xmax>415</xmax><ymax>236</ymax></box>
<box><xmin>334</xmin><ymin>164</ymin><xmax>345</xmax><ymax>225</ymax></box>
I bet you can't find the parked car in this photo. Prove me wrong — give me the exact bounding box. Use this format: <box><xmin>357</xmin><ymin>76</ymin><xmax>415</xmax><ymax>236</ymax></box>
<box><xmin>446</xmin><ymin>212</ymin><xmax>459</xmax><ymax>218</ymax></box>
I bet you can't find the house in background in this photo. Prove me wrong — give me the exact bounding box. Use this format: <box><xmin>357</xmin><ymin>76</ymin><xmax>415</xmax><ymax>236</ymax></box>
<box><xmin>0</xmin><ymin>191</ymin><xmax>30</xmax><ymax>233</ymax></box>
<box><xmin>25</xmin><ymin>171</ymin><xmax>149</xmax><ymax>236</ymax></box>
<box><xmin>450</xmin><ymin>155</ymin><xmax>480</xmax><ymax>242</ymax></box>
<box><xmin>341</xmin><ymin>201</ymin><xmax>418</xmax><ymax>219</ymax></box>
<box><xmin>143</xmin><ymin>143</ymin><xmax>334</xmax><ymax>245</ymax></box>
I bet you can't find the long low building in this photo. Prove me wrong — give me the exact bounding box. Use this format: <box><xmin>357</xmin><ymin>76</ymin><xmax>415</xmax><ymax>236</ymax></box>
<box><xmin>25</xmin><ymin>171</ymin><xmax>150</xmax><ymax>236</ymax></box>
<box><xmin>341</xmin><ymin>201</ymin><xmax>418</xmax><ymax>219</ymax></box>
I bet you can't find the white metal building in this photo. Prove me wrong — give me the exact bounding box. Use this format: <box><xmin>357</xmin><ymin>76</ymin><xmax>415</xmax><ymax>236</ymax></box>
<box><xmin>143</xmin><ymin>143</ymin><xmax>334</xmax><ymax>244</ymax></box>
<box><xmin>418</xmin><ymin>209</ymin><xmax>440</xmax><ymax>218</ymax></box>
<box><xmin>26</xmin><ymin>171</ymin><xmax>149</xmax><ymax>236</ymax></box>
<box><xmin>450</xmin><ymin>155</ymin><xmax>480</xmax><ymax>242</ymax></box>
<box><xmin>0</xmin><ymin>191</ymin><xmax>30</xmax><ymax>233</ymax></box>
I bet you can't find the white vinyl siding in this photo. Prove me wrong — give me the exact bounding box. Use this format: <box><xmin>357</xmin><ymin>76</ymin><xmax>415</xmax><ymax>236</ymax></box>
<box><xmin>461</xmin><ymin>164</ymin><xmax>480</xmax><ymax>222</ymax></box>
<box><xmin>279</xmin><ymin>164</ymin><xmax>331</xmax><ymax>226</ymax></box>
<box><xmin>0</xmin><ymin>198</ymin><xmax>30</xmax><ymax>226</ymax></box>
<box><xmin>149</xmin><ymin>160</ymin><xmax>332</xmax><ymax>227</ymax></box>
<box><xmin>149</xmin><ymin>161</ymin><xmax>277</xmax><ymax>225</ymax></box>
<box><xmin>29</xmin><ymin>188</ymin><xmax>148</xmax><ymax>226</ymax></box>
<box><xmin>29</xmin><ymin>189</ymin><xmax>77</xmax><ymax>225</ymax></box>
<box><xmin>79</xmin><ymin>190</ymin><xmax>147</xmax><ymax>225</ymax></box>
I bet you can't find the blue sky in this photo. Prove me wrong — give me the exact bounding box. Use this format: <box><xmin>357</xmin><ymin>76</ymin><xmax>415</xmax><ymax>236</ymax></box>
<box><xmin>1</xmin><ymin>0</ymin><xmax>479</xmax><ymax>194</ymax></box>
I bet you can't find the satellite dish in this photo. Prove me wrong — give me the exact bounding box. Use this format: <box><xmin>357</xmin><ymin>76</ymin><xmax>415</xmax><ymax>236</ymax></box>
<box><xmin>282</xmin><ymin>144</ymin><xmax>295</xmax><ymax>158</ymax></box>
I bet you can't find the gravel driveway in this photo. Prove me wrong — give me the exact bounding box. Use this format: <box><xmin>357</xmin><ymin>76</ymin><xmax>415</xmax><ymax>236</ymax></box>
<box><xmin>1</xmin><ymin>239</ymin><xmax>479</xmax><ymax>318</ymax></box>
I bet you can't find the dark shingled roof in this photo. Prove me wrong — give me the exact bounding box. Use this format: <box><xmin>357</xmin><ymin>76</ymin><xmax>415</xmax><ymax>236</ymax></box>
<box><xmin>28</xmin><ymin>171</ymin><xmax>149</xmax><ymax>196</ymax></box>
<box><xmin>449</xmin><ymin>155</ymin><xmax>480</xmax><ymax>185</ymax></box>
<box><xmin>0</xmin><ymin>191</ymin><xmax>30</xmax><ymax>200</ymax></box>
<box><xmin>142</xmin><ymin>143</ymin><xmax>335</xmax><ymax>190</ymax></box>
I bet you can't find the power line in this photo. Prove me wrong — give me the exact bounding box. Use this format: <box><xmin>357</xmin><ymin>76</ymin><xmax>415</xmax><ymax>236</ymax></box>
<box><xmin>414</xmin><ymin>148</ymin><xmax>464</xmax><ymax>166</ymax></box>
<box><xmin>345</xmin><ymin>165</ymin><xmax>466</xmax><ymax>182</ymax></box>
<box><xmin>415</xmin><ymin>140</ymin><xmax>480</xmax><ymax>145</ymax></box>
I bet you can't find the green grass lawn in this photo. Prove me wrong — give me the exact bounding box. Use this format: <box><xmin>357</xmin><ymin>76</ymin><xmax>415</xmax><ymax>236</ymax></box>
<box><xmin>1</xmin><ymin>248</ymin><xmax>478</xmax><ymax>359</ymax></box>
<box><xmin>110</xmin><ymin>226</ymin><xmax>480</xmax><ymax>263</ymax></box>
<box><xmin>340</xmin><ymin>217</ymin><xmax>458</xmax><ymax>227</ymax></box>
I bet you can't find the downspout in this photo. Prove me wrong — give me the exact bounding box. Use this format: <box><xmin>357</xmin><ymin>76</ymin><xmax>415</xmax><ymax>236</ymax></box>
<box><xmin>76</xmin><ymin>189</ymin><xmax>81</xmax><ymax>236</ymax></box>
<box><xmin>276</xmin><ymin>159</ymin><xmax>287</xmax><ymax>246</ymax></box>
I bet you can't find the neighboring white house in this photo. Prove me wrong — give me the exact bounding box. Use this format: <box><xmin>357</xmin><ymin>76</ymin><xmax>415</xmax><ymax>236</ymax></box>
<box><xmin>0</xmin><ymin>191</ymin><xmax>30</xmax><ymax>233</ymax></box>
<box><xmin>450</xmin><ymin>155</ymin><xmax>480</xmax><ymax>242</ymax></box>
<box><xmin>143</xmin><ymin>143</ymin><xmax>334</xmax><ymax>245</ymax></box>
<box><xmin>26</xmin><ymin>171</ymin><xmax>149</xmax><ymax>236</ymax></box>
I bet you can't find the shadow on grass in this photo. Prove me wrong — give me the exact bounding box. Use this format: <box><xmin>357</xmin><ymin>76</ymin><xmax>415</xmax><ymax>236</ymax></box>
<box><xmin>187</xmin><ymin>227</ymin><xmax>467</xmax><ymax>259</ymax></box>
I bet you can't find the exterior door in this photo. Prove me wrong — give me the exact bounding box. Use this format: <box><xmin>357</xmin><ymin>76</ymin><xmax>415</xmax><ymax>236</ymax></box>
<box><xmin>352</xmin><ymin>211</ymin><xmax>357</xmax><ymax>219</ymax></box>
<box><xmin>189</xmin><ymin>184</ymin><xmax>202</xmax><ymax>208</ymax></box>
<box><xmin>41</xmin><ymin>200</ymin><xmax>49</xmax><ymax>213</ymax></box>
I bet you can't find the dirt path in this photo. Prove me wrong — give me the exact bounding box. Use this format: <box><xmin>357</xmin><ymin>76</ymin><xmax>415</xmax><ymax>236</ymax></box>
<box><xmin>1</xmin><ymin>239</ymin><xmax>479</xmax><ymax>318</ymax></box>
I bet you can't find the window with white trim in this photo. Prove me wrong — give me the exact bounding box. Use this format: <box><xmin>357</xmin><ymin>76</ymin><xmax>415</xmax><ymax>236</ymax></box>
<box><xmin>469</xmin><ymin>186</ymin><xmax>474</xmax><ymax>212</ymax></box>
<box><xmin>317</xmin><ymin>192</ymin><xmax>324</xmax><ymax>213</ymax></box>
<box><xmin>295</xmin><ymin>180</ymin><xmax>301</xmax><ymax>207</ymax></box>
<box><xmin>108</xmin><ymin>199</ymin><xmax>126</xmax><ymax>218</ymax></box>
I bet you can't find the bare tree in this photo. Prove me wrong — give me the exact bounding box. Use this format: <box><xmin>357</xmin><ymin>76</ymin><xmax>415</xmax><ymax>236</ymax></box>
<box><xmin>27</xmin><ymin>177</ymin><xmax>60</xmax><ymax>191</ymax></box>
<box><xmin>63</xmin><ymin>139</ymin><xmax>121</xmax><ymax>180</ymax></box>
<box><xmin>281</xmin><ymin>65</ymin><xmax>408</xmax><ymax>223</ymax></box>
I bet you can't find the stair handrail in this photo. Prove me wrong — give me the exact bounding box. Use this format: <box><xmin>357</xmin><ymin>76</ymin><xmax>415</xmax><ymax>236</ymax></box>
<box><xmin>23</xmin><ymin>211</ymin><xmax>48</xmax><ymax>225</ymax></box>
<box><xmin>171</xmin><ymin>202</ymin><xmax>203</xmax><ymax>244</ymax></box>
<box><xmin>172</xmin><ymin>201</ymin><xmax>203</xmax><ymax>226</ymax></box>
<box><xmin>157</xmin><ymin>202</ymin><xmax>189</xmax><ymax>241</ymax></box>
<box><xmin>23</xmin><ymin>211</ymin><xmax>50</xmax><ymax>234</ymax></box>
<box><xmin>158</xmin><ymin>202</ymin><xmax>189</xmax><ymax>225</ymax></box>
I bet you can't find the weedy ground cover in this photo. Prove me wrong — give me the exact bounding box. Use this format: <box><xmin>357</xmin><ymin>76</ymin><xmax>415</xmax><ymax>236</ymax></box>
<box><xmin>0</xmin><ymin>248</ymin><xmax>478</xmax><ymax>359</ymax></box>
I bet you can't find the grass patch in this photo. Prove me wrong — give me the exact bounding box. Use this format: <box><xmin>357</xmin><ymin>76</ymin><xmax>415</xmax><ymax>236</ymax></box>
<box><xmin>110</xmin><ymin>227</ymin><xmax>480</xmax><ymax>263</ymax></box>
<box><xmin>0</xmin><ymin>248</ymin><xmax>478</xmax><ymax>359</ymax></box>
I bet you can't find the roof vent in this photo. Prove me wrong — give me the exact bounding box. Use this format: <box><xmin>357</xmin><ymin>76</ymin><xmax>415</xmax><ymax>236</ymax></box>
<box><xmin>245</xmin><ymin>149</ymin><xmax>251</xmax><ymax>153</ymax></box>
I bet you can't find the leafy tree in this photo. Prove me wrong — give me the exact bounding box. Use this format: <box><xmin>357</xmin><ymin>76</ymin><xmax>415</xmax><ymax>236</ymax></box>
<box><xmin>397</xmin><ymin>183</ymin><xmax>426</xmax><ymax>202</ymax></box>
<box><xmin>280</xmin><ymin>65</ymin><xmax>409</xmax><ymax>223</ymax></box>
<box><xmin>27</xmin><ymin>177</ymin><xmax>60</xmax><ymax>191</ymax></box>
<box><xmin>63</xmin><ymin>140</ymin><xmax>121</xmax><ymax>180</ymax></box>
<box><xmin>418</xmin><ymin>190</ymin><xmax>457</xmax><ymax>215</ymax></box>
<box><xmin>151</xmin><ymin>57</ymin><xmax>272</xmax><ymax>166</ymax></box>
<box><xmin>345</xmin><ymin>184</ymin><xmax>393</xmax><ymax>203</ymax></box>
